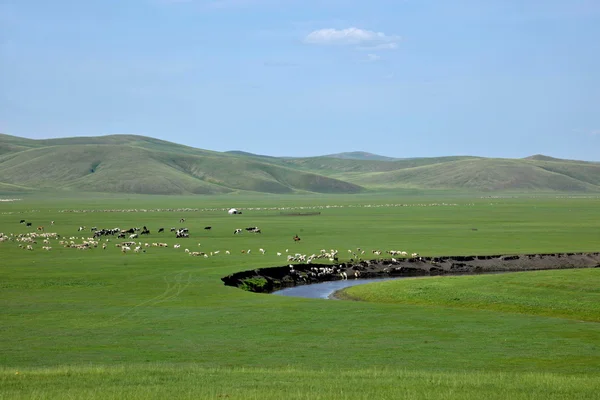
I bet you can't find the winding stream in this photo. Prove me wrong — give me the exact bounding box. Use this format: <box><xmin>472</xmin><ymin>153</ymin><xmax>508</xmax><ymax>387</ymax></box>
<box><xmin>272</xmin><ymin>277</ymin><xmax>404</xmax><ymax>299</ymax></box>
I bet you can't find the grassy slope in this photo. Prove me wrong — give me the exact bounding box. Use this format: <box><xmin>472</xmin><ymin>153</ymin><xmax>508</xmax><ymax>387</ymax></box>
<box><xmin>0</xmin><ymin>143</ymin><xmax>363</xmax><ymax>195</ymax></box>
<box><xmin>347</xmin><ymin>158</ymin><xmax>600</xmax><ymax>192</ymax></box>
<box><xmin>1</xmin><ymin>195</ymin><xmax>599</xmax><ymax>398</ymax></box>
<box><xmin>2</xmin><ymin>133</ymin><xmax>600</xmax><ymax>194</ymax></box>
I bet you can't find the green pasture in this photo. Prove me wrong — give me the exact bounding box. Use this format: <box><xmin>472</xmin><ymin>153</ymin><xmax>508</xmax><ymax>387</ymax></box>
<box><xmin>1</xmin><ymin>193</ymin><xmax>599</xmax><ymax>399</ymax></box>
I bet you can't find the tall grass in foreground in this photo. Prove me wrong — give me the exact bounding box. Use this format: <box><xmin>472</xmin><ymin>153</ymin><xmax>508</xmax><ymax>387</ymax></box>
<box><xmin>1</xmin><ymin>365</ymin><xmax>598</xmax><ymax>400</ymax></box>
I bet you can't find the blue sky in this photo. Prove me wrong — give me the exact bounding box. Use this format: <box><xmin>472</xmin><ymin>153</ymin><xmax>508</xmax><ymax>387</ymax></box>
<box><xmin>1</xmin><ymin>0</ymin><xmax>599</xmax><ymax>160</ymax></box>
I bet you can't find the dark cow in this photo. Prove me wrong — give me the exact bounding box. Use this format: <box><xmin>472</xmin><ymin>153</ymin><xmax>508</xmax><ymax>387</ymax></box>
<box><xmin>20</xmin><ymin>220</ymin><xmax>25</xmax><ymax>224</ymax></box>
<box><xmin>26</xmin><ymin>222</ymin><xmax>32</xmax><ymax>227</ymax></box>
<box><xmin>158</xmin><ymin>228</ymin><xmax>164</xmax><ymax>233</ymax></box>
<box><xmin>204</xmin><ymin>226</ymin><xmax>212</xmax><ymax>230</ymax></box>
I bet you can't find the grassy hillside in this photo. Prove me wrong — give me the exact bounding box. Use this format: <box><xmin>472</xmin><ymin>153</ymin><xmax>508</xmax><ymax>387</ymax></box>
<box><xmin>346</xmin><ymin>158</ymin><xmax>600</xmax><ymax>192</ymax></box>
<box><xmin>1</xmin><ymin>133</ymin><xmax>599</xmax><ymax>194</ymax></box>
<box><xmin>0</xmin><ymin>142</ymin><xmax>363</xmax><ymax>195</ymax></box>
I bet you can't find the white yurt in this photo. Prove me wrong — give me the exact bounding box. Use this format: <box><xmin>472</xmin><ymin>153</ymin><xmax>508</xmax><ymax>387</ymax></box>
<box><xmin>228</xmin><ymin>208</ymin><xmax>239</xmax><ymax>215</ymax></box>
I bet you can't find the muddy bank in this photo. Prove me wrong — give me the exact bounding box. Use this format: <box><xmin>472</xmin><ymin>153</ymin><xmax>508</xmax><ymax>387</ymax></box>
<box><xmin>221</xmin><ymin>252</ymin><xmax>600</xmax><ymax>293</ymax></box>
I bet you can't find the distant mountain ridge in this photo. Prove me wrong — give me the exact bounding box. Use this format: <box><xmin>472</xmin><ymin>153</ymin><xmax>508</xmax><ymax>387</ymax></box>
<box><xmin>321</xmin><ymin>151</ymin><xmax>398</xmax><ymax>161</ymax></box>
<box><xmin>1</xmin><ymin>133</ymin><xmax>599</xmax><ymax>195</ymax></box>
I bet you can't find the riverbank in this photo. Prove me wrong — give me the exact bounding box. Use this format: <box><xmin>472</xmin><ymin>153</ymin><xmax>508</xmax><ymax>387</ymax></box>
<box><xmin>221</xmin><ymin>252</ymin><xmax>600</xmax><ymax>293</ymax></box>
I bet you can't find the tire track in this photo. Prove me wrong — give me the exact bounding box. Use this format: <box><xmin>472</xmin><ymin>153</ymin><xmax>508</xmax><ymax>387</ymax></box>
<box><xmin>87</xmin><ymin>270</ymin><xmax>194</xmax><ymax>331</ymax></box>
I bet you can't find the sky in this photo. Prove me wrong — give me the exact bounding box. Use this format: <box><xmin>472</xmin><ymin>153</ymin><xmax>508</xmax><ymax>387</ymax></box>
<box><xmin>1</xmin><ymin>0</ymin><xmax>599</xmax><ymax>160</ymax></box>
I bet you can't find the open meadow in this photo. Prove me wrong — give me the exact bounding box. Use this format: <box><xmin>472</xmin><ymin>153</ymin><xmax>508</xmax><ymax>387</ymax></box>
<box><xmin>1</xmin><ymin>193</ymin><xmax>600</xmax><ymax>399</ymax></box>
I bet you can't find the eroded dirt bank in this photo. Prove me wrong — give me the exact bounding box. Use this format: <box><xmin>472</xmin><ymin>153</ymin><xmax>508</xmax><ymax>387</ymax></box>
<box><xmin>221</xmin><ymin>252</ymin><xmax>600</xmax><ymax>293</ymax></box>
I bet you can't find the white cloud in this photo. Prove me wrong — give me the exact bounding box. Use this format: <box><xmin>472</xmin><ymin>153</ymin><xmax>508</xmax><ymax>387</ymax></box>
<box><xmin>304</xmin><ymin>27</ymin><xmax>400</xmax><ymax>50</ymax></box>
<box><xmin>366</xmin><ymin>53</ymin><xmax>381</xmax><ymax>62</ymax></box>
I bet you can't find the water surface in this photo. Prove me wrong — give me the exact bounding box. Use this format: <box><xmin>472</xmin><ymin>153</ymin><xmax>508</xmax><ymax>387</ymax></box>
<box><xmin>272</xmin><ymin>277</ymin><xmax>404</xmax><ymax>299</ymax></box>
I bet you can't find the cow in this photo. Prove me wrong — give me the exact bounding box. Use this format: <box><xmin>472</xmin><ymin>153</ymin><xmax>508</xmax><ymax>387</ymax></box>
<box><xmin>37</xmin><ymin>226</ymin><xmax>44</xmax><ymax>231</ymax></box>
<box><xmin>19</xmin><ymin>220</ymin><xmax>25</xmax><ymax>224</ymax></box>
<box><xmin>293</xmin><ymin>235</ymin><xmax>301</xmax><ymax>242</ymax></box>
<box><xmin>234</xmin><ymin>229</ymin><xmax>242</xmax><ymax>234</ymax></box>
<box><xmin>180</xmin><ymin>218</ymin><xmax>186</xmax><ymax>223</ymax></box>
<box><xmin>26</xmin><ymin>222</ymin><xmax>32</xmax><ymax>227</ymax></box>
<box><xmin>158</xmin><ymin>228</ymin><xmax>164</xmax><ymax>233</ymax></box>
<box><xmin>204</xmin><ymin>226</ymin><xmax>212</xmax><ymax>230</ymax></box>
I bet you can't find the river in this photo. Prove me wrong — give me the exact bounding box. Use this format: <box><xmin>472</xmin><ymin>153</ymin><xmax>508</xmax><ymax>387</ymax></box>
<box><xmin>272</xmin><ymin>277</ymin><xmax>404</xmax><ymax>299</ymax></box>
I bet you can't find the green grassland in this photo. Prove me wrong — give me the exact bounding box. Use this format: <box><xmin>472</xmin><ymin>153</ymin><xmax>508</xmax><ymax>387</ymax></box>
<box><xmin>340</xmin><ymin>269</ymin><xmax>600</xmax><ymax>321</ymax></box>
<box><xmin>2</xmin><ymin>133</ymin><xmax>600</xmax><ymax>195</ymax></box>
<box><xmin>1</xmin><ymin>194</ymin><xmax>600</xmax><ymax>399</ymax></box>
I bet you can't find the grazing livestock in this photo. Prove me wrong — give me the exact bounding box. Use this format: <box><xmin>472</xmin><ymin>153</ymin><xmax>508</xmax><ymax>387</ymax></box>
<box><xmin>234</xmin><ymin>229</ymin><xmax>242</xmax><ymax>234</ymax></box>
<box><xmin>19</xmin><ymin>220</ymin><xmax>25</xmax><ymax>224</ymax></box>
<box><xmin>175</xmin><ymin>228</ymin><xmax>189</xmax><ymax>238</ymax></box>
<box><xmin>204</xmin><ymin>226</ymin><xmax>212</xmax><ymax>230</ymax></box>
<box><xmin>37</xmin><ymin>226</ymin><xmax>44</xmax><ymax>231</ymax></box>
<box><xmin>158</xmin><ymin>228</ymin><xmax>164</xmax><ymax>233</ymax></box>
<box><xmin>180</xmin><ymin>218</ymin><xmax>186</xmax><ymax>223</ymax></box>
<box><xmin>293</xmin><ymin>235</ymin><xmax>301</xmax><ymax>242</ymax></box>
<box><xmin>26</xmin><ymin>223</ymin><xmax>32</xmax><ymax>227</ymax></box>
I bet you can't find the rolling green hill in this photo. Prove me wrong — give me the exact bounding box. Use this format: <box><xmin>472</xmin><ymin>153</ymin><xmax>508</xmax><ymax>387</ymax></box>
<box><xmin>0</xmin><ymin>136</ymin><xmax>363</xmax><ymax>195</ymax></box>
<box><xmin>345</xmin><ymin>158</ymin><xmax>600</xmax><ymax>192</ymax></box>
<box><xmin>1</xmin><ymin>133</ymin><xmax>599</xmax><ymax>194</ymax></box>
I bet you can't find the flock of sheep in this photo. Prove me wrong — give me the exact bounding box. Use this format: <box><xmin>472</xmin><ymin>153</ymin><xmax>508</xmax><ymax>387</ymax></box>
<box><xmin>1</xmin><ymin>222</ymin><xmax>418</xmax><ymax>265</ymax></box>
